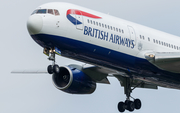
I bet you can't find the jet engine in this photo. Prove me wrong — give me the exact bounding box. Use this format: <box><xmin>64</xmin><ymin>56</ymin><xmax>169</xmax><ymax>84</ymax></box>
<box><xmin>52</xmin><ymin>66</ymin><xmax>96</xmax><ymax>94</ymax></box>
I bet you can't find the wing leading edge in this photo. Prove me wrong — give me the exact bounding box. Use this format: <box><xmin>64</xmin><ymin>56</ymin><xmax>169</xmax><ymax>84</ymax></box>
<box><xmin>145</xmin><ymin>52</ymin><xmax>180</xmax><ymax>73</ymax></box>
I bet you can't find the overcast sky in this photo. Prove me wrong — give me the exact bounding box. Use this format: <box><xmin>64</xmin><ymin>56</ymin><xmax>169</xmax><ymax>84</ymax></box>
<box><xmin>1</xmin><ymin>0</ymin><xmax>180</xmax><ymax>113</ymax></box>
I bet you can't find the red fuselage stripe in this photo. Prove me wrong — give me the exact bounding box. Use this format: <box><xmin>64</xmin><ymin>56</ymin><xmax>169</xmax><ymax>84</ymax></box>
<box><xmin>67</xmin><ymin>9</ymin><xmax>102</xmax><ymax>19</ymax></box>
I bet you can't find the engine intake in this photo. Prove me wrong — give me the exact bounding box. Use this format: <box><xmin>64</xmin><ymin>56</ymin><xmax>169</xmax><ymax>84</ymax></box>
<box><xmin>52</xmin><ymin>66</ymin><xmax>96</xmax><ymax>94</ymax></box>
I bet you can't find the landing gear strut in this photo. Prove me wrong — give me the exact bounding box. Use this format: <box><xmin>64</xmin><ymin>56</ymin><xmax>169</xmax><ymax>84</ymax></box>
<box><xmin>117</xmin><ymin>78</ymin><xmax>142</xmax><ymax>112</ymax></box>
<box><xmin>46</xmin><ymin>48</ymin><xmax>60</xmax><ymax>74</ymax></box>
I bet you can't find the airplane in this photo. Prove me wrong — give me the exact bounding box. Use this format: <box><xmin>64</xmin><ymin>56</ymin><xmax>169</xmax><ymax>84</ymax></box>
<box><xmin>23</xmin><ymin>2</ymin><xmax>180</xmax><ymax>112</ymax></box>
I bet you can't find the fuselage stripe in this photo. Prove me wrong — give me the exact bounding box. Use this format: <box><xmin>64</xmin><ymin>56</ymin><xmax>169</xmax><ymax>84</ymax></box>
<box><xmin>67</xmin><ymin>9</ymin><xmax>102</xmax><ymax>19</ymax></box>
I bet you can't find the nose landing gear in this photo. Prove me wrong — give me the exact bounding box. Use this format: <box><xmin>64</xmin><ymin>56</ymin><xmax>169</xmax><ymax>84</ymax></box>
<box><xmin>117</xmin><ymin>77</ymin><xmax>142</xmax><ymax>112</ymax></box>
<box><xmin>45</xmin><ymin>48</ymin><xmax>60</xmax><ymax>74</ymax></box>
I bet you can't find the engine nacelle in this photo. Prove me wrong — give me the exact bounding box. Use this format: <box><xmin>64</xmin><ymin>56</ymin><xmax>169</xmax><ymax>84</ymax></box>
<box><xmin>52</xmin><ymin>66</ymin><xmax>96</xmax><ymax>94</ymax></box>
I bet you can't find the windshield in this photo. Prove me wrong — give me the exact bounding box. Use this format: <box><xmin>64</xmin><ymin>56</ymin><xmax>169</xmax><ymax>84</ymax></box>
<box><xmin>31</xmin><ymin>9</ymin><xmax>60</xmax><ymax>16</ymax></box>
<box><xmin>36</xmin><ymin>9</ymin><xmax>47</xmax><ymax>14</ymax></box>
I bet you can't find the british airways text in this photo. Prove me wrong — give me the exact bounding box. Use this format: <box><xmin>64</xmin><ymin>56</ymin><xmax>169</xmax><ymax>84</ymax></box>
<box><xmin>84</xmin><ymin>26</ymin><xmax>135</xmax><ymax>49</ymax></box>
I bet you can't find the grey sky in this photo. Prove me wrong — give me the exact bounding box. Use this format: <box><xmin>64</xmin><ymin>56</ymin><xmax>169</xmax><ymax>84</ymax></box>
<box><xmin>1</xmin><ymin>0</ymin><xmax>180</xmax><ymax>113</ymax></box>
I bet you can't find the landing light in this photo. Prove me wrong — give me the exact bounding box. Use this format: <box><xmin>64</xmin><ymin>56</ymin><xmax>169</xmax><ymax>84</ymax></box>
<box><xmin>149</xmin><ymin>54</ymin><xmax>154</xmax><ymax>58</ymax></box>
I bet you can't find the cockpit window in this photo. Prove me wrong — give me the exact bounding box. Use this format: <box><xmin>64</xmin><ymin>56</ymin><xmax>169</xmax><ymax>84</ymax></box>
<box><xmin>48</xmin><ymin>9</ymin><xmax>54</xmax><ymax>15</ymax></box>
<box><xmin>31</xmin><ymin>9</ymin><xmax>60</xmax><ymax>16</ymax></box>
<box><xmin>31</xmin><ymin>10</ymin><xmax>37</xmax><ymax>15</ymax></box>
<box><xmin>36</xmin><ymin>9</ymin><xmax>47</xmax><ymax>14</ymax></box>
<box><xmin>54</xmin><ymin>9</ymin><xmax>60</xmax><ymax>16</ymax></box>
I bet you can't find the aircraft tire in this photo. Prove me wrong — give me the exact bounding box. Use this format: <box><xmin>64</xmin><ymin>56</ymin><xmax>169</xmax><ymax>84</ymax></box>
<box><xmin>118</xmin><ymin>102</ymin><xmax>125</xmax><ymax>112</ymax></box>
<box><xmin>127</xmin><ymin>101</ymin><xmax>135</xmax><ymax>112</ymax></box>
<box><xmin>47</xmin><ymin>65</ymin><xmax>53</xmax><ymax>74</ymax></box>
<box><xmin>53</xmin><ymin>64</ymin><xmax>60</xmax><ymax>74</ymax></box>
<box><xmin>125</xmin><ymin>100</ymin><xmax>129</xmax><ymax>105</ymax></box>
<box><xmin>134</xmin><ymin>99</ymin><xmax>141</xmax><ymax>110</ymax></box>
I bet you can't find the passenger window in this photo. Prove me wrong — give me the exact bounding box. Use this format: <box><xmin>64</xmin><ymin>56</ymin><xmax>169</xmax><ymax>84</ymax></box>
<box><xmin>90</xmin><ymin>20</ymin><xmax>92</xmax><ymax>24</ymax></box>
<box><xmin>153</xmin><ymin>39</ymin><xmax>155</xmax><ymax>43</ymax></box>
<box><xmin>148</xmin><ymin>37</ymin><xmax>150</xmax><ymax>41</ymax></box>
<box><xmin>87</xmin><ymin>19</ymin><xmax>89</xmax><ymax>23</ymax></box>
<box><xmin>122</xmin><ymin>30</ymin><xmax>124</xmax><ymax>33</ymax></box>
<box><xmin>105</xmin><ymin>24</ymin><xmax>107</xmax><ymax>28</ymax></box>
<box><xmin>162</xmin><ymin>42</ymin><xmax>163</xmax><ymax>45</ymax></box>
<box><xmin>119</xmin><ymin>29</ymin><xmax>121</xmax><ymax>33</ymax></box>
<box><xmin>99</xmin><ymin>23</ymin><xmax>101</xmax><ymax>27</ymax></box>
<box><xmin>159</xmin><ymin>41</ymin><xmax>161</xmax><ymax>44</ymax></box>
<box><xmin>96</xmin><ymin>22</ymin><xmax>98</xmax><ymax>26</ymax></box>
<box><xmin>142</xmin><ymin>36</ymin><xmax>144</xmax><ymax>40</ymax></box>
<box><xmin>37</xmin><ymin>9</ymin><xmax>47</xmax><ymax>14</ymax></box>
<box><xmin>113</xmin><ymin>27</ymin><xmax>115</xmax><ymax>31</ymax></box>
<box><xmin>116</xmin><ymin>28</ymin><xmax>118</xmax><ymax>32</ymax></box>
<box><xmin>156</xmin><ymin>40</ymin><xmax>158</xmax><ymax>44</ymax></box>
<box><xmin>102</xmin><ymin>24</ymin><xmax>104</xmax><ymax>27</ymax></box>
<box><xmin>177</xmin><ymin>46</ymin><xmax>179</xmax><ymax>50</ymax></box>
<box><xmin>54</xmin><ymin>9</ymin><xmax>60</xmax><ymax>15</ymax></box>
<box><xmin>93</xmin><ymin>21</ymin><xmax>95</xmax><ymax>25</ymax></box>
<box><xmin>48</xmin><ymin>9</ymin><xmax>54</xmax><ymax>15</ymax></box>
<box><xmin>174</xmin><ymin>45</ymin><xmax>176</xmax><ymax>49</ymax></box>
<box><xmin>110</xmin><ymin>26</ymin><xmax>112</xmax><ymax>30</ymax></box>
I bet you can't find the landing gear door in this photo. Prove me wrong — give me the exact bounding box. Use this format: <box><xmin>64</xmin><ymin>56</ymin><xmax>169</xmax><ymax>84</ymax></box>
<box><xmin>128</xmin><ymin>26</ymin><xmax>136</xmax><ymax>46</ymax></box>
<box><xmin>75</xmin><ymin>11</ymin><xmax>83</xmax><ymax>30</ymax></box>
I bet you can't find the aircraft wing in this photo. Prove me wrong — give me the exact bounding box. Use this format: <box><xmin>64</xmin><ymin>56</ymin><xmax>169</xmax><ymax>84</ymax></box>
<box><xmin>11</xmin><ymin>64</ymin><xmax>158</xmax><ymax>89</ymax></box>
<box><xmin>75</xmin><ymin>64</ymin><xmax>158</xmax><ymax>89</ymax></box>
<box><xmin>144</xmin><ymin>52</ymin><xmax>180</xmax><ymax>73</ymax></box>
<box><xmin>11</xmin><ymin>69</ymin><xmax>48</xmax><ymax>74</ymax></box>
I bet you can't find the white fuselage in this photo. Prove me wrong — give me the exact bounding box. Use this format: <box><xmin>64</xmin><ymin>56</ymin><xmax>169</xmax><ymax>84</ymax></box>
<box><xmin>27</xmin><ymin>2</ymin><xmax>180</xmax><ymax>89</ymax></box>
<box><xmin>30</xmin><ymin>2</ymin><xmax>180</xmax><ymax>56</ymax></box>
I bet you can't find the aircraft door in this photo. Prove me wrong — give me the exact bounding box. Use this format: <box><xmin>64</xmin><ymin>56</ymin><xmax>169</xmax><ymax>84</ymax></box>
<box><xmin>128</xmin><ymin>26</ymin><xmax>136</xmax><ymax>46</ymax></box>
<box><xmin>75</xmin><ymin>11</ymin><xmax>83</xmax><ymax>30</ymax></box>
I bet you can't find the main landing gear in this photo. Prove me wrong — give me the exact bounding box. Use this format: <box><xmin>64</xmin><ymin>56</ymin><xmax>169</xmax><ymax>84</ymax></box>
<box><xmin>45</xmin><ymin>48</ymin><xmax>60</xmax><ymax>74</ymax></box>
<box><xmin>117</xmin><ymin>78</ymin><xmax>142</xmax><ymax>112</ymax></box>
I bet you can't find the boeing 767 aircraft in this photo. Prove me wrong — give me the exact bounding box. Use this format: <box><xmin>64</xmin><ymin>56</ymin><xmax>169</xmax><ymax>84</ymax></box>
<box><xmin>20</xmin><ymin>2</ymin><xmax>180</xmax><ymax>112</ymax></box>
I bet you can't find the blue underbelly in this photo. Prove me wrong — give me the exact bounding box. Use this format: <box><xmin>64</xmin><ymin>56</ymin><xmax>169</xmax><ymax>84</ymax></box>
<box><xmin>31</xmin><ymin>33</ymin><xmax>180</xmax><ymax>89</ymax></box>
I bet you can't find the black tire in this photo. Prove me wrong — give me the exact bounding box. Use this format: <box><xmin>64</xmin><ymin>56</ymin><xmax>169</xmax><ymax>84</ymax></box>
<box><xmin>118</xmin><ymin>102</ymin><xmax>125</xmax><ymax>112</ymax></box>
<box><xmin>47</xmin><ymin>65</ymin><xmax>53</xmax><ymax>74</ymax></box>
<box><xmin>53</xmin><ymin>65</ymin><xmax>60</xmax><ymax>74</ymax></box>
<box><xmin>127</xmin><ymin>101</ymin><xmax>135</xmax><ymax>112</ymax></box>
<box><xmin>125</xmin><ymin>100</ymin><xmax>129</xmax><ymax>105</ymax></box>
<box><xmin>134</xmin><ymin>99</ymin><xmax>141</xmax><ymax>110</ymax></box>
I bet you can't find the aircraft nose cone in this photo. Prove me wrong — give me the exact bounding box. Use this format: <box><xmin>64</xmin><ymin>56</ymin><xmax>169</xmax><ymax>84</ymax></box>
<box><xmin>27</xmin><ymin>15</ymin><xmax>43</xmax><ymax>34</ymax></box>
